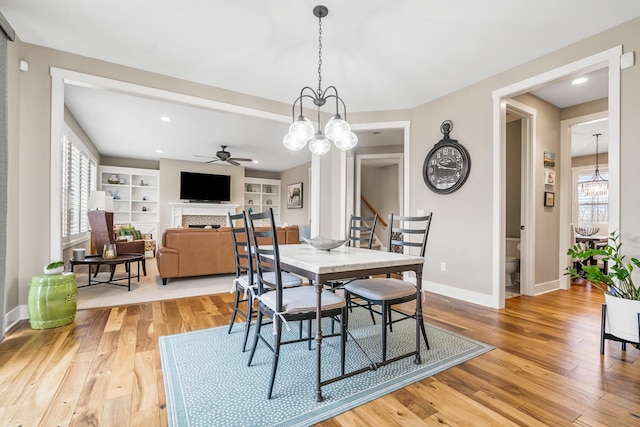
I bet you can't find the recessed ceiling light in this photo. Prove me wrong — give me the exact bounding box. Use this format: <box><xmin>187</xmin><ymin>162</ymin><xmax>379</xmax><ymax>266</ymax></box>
<box><xmin>572</xmin><ymin>77</ymin><xmax>588</xmax><ymax>85</ymax></box>
<box><xmin>160</xmin><ymin>116</ymin><xmax>171</xmax><ymax>122</ymax></box>
<box><xmin>253</xmin><ymin>160</ymin><xmax>259</xmax><ymax>164</ymax></box>
<box><xmin>155</xmin><ymin>149</ymin><xmax>163</xmax><ymax>153</ymax></box>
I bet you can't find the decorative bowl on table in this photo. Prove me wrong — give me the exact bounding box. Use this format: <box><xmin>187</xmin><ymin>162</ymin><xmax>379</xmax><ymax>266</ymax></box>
<box><xmin>302</xmin><ymin>236</ymin><xmax>349</xmax><ymax>251</ymax></box>
<box><xmin>575</xmin><ymin>226</ymin><xmax>599</xmax><ymax>236</ymax></box>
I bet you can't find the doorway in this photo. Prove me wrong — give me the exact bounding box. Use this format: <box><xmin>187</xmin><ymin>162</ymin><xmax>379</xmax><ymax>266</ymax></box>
<box><xmin>355</xmin><ymin>153</ymin><xmax>404</xmax><ymax>247</ymax></box>
<box><xmin>492</xmin><ymin>46</ymin><xmax>621</xmax><ymax>309</ymax></box>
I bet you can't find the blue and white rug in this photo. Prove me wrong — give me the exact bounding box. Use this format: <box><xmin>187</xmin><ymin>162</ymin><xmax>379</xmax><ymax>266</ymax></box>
<box><xmin>159</xmin><ymin>308</ymin><xmax>493</xmax><ymax>427</ymax></box>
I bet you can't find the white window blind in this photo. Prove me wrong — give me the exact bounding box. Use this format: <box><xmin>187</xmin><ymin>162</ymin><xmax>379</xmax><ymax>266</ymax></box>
<box><xmin>62</xmin><ymin>131</ymin><xmax>96</xmax><ymax>244</ymax></box>
<box><xmin>576</xmin><ymin>170</ymin><xmax>608</xmax><ymax>225</ymax></box>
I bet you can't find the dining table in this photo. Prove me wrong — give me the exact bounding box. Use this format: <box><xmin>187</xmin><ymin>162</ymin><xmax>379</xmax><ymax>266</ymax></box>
<box><xmin>275</xmin><ymin>243</ymin><xmax>426</xmax><ymax>402</ymax></box>
<box><xmin>575</xmin><ymin>234</ymin><xmax>609</xmax><ymax>248</ymax></box>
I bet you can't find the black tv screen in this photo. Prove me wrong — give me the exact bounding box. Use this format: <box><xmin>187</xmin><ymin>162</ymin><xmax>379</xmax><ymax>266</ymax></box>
<box><xmin>180</xmin><ymin>171</ymin><xmax>231</xmax><ymax>202</ymax></box>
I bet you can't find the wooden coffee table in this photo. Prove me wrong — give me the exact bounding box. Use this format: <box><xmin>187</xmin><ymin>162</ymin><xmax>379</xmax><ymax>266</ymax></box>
<box><xmin>70</xmin><ymin>253</ymin><xmax>144</xmax><ymax>291</ymax></box>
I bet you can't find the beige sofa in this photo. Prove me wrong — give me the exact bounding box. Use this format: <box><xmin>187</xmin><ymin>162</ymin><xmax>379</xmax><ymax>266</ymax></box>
<box><xmin>156</xmin><ymin>225</ymin><xmax>299</xmax><ymax>285</ymax></box>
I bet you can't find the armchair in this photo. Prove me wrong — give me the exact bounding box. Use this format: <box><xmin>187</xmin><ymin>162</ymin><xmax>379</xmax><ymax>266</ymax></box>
<box><xmin>87</xmin><ymin>210</ymin><xmax>147</xmax><ymax>276</ymax></box>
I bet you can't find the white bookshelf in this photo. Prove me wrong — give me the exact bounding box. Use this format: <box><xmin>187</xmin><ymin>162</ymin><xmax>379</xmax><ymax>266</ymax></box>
<box><xmin>99</xmin><ymin>166</ymin><xmax>159</xmax><ymax>235</ymax></box>
<box><xmin>244</xmin><ymin>178</ymin><xmax>281</xmax><ymax>224</ymax></box>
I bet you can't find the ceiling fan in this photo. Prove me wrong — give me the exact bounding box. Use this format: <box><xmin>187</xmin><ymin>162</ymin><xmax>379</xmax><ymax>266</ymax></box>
<box><xmin>194</xmin><ymin>145</ymin><xmax>253</xmax><ymax>166</ymax></box>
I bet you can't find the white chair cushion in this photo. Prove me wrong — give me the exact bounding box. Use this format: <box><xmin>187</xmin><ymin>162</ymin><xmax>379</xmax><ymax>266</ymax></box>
<box><xmin>344</xmin><ymin>278</ymin><xmax>416</xmax><ymax>301</ymax></box>
<box><xmin>260</xmin><ymin>286</ymin><xmax>345</xmax><ymax>315</ymax></box>
<box><xmin>267</xmin><ymin>271</ymin><xmax>303</xmax><ymax>288</ymax></box>
<box><xmin>236</xmin><ymin>274</ymin><xmax>252</xmax><ymax>289</ymax></box>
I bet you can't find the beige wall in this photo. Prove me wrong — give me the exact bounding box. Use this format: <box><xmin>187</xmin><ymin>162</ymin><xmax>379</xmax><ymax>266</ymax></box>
<box><xmin>505</xmin><ymin>119</ymin><xmax>522</xmax><ymax>238</ymax></box>
<box><xmin>279</xmin><ymin>162</ymin><xmax>310</xmax><ymax>226</ymax></box>
<box><xmin>4</xmin><ymin>17</ymin><xmax>640</xmax><ymax>319</ymax></box>
<box><xmin>572</xmin><ymin>153</ymin><xmax>608</xmax><ymax>168</ymax></box>
<box><xmin>158</xmin><ymin>159</ymin><xmax>245</xmax><ymax>234</ymax></box>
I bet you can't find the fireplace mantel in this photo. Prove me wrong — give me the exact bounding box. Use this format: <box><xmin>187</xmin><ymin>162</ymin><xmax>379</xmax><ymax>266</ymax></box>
<box><xmin>169</xmin><ymin>203</ymin><xmax>239</xmax><ymax>227</ymax></box>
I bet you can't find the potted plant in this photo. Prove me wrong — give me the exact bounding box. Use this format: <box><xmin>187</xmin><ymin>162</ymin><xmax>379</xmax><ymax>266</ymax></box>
<box><xmin>44</xmin><ymin>261</ymin><xmax>64</xmax><ymax>275</ymax></box>
<box><xmin>567</xmin><ymin>231</ymin><xmax>640</xmax><ymax>349</ymax></box>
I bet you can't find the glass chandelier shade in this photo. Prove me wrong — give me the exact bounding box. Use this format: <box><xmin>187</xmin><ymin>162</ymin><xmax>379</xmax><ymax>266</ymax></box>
<box><xmin>283</xmin><ymin>5</ymin><xmax>358</xmax><ymax>155</ymax></box>
<box><xmin>578</xmin><ymin>133</ymin><xmax>608</xmax><ymax>197</ymax></box>
<box><xmin>308</xmin><ymin>132</ymin><xmax>332</xmax><ymax>155</ymax></box>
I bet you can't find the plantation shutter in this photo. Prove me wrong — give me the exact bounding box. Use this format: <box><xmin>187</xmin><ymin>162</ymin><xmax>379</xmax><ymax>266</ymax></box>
<box><xmin>62</xmin><ymin>133</ymin><xmax>96</xmax><ymax>243</ymax></box>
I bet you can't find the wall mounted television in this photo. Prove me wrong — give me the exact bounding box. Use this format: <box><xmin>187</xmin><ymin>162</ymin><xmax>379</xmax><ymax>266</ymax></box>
<box><xmin>180</xmin><ymin>171</ymin><xmax>231</xmax><ymax>203</ymax></box>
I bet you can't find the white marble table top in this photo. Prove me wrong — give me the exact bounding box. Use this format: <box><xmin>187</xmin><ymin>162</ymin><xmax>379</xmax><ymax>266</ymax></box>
<box><xmin>276</xmin><ymin>244</ymin><xmax>424</xmax><ymax>275</ymax></box>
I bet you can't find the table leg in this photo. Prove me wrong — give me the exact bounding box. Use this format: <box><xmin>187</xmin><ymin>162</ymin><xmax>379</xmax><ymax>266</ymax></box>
<box><xmin>315</xmin><ymin>279</ymin><xmax>324</xmax><ymax>402</ymax></box>
<box><xmin>414</xmin><ymin>269</ymin><xmax>423</xmax><ymax>364</ymax></box>
<box><xmin>126</xmin><ymin>260</ymin><xmax>131</xmax><ymax>291</ymax></box>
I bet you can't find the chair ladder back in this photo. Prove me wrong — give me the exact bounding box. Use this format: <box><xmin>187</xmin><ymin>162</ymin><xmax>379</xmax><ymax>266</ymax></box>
<box><xmin>347</xmin><ymin>213</ymin><xmax>378</xmax><ymax>249</ymax></box>
<box><xmin>228</xmin><ymin>211</ymin><xmax>253</xmax><ymax>279</ymax></box>
<box><xmin>387</xmin><ymin>213</ymin><xmax>433</xmax><ymax>257</ymax></box>
<box><xmin>247</xmin><ymin>209</ymin><xmax>284</xmax><ymax>310</ymax></box>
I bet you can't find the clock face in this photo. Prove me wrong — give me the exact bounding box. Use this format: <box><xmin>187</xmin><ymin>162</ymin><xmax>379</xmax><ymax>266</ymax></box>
<box><xmin>423</xmin><ymin>143</ymin><xmax>471</xmax><ymax>194</ymax></box>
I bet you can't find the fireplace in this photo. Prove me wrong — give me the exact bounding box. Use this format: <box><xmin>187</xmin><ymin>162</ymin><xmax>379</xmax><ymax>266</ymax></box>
<box><xmin>169</xmin><ymin>203</ymin><xmax>239</xmax><ymax>228</ymax></box>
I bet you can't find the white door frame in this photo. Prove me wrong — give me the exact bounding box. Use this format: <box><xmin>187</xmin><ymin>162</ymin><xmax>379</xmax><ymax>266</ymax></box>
<box><xmin>355</xmin><ymin>152</ymin><xmax>404</xmax><ymax>218</ymax></box>
<box><xmin>505</xmin><ymin>100</ymin><xmax>537</xmax><ymax>297</ymax></box>
<box><xmin>340</xmin><ymin>121</ymin><xmax>411</xmax><ymax>238</ymax></box>
<box><xmin>559</xmin><ymin>111</ymin><xmax>608</xmax><ymax>289</ymax></box>
<box><xmin>492</xmin><ymin>46</ymin><xmax>621</xmax><ymax>309</ymax></box>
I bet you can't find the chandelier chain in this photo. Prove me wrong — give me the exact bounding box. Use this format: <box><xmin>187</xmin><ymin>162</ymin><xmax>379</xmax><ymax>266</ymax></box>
<box><xmin>594</xmin><ymin>133</ymin><xmax>601</xmax><ymax>173</ymax></box>
<box><xmin>317</xmin><ymin>13</ymin><xmax>323</xmax><ymax>96</ymax></box>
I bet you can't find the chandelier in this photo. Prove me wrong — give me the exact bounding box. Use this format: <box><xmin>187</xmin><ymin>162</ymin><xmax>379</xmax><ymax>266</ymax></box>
<box><xmin>282</xmin><ymin>5</ymin><xmax>357</xmax><ymax>155</ymax></box>
<box><xmin>578</xmin><ymin>133</ymin><xmax>608</xmax><ymax>197</ymax></box>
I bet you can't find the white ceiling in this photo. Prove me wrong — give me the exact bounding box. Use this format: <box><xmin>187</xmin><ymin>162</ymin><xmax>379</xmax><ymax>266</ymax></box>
<box><xmin>3</xmin><ymin>0</ymin><xmax>635</xmax><ymax>170</ymax></box>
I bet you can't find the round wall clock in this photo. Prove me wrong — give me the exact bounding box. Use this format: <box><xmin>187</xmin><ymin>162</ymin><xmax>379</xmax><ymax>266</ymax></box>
<box><xmin>422</xmin><ymin>120</ymin><xmax>471</xmax><ymax>194</ymax></box>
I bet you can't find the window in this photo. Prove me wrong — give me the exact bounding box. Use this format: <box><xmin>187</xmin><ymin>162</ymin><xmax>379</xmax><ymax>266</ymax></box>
<box><xmin>62</xmin><ymin>126</ymin><xmax>97</xmax><ymax>245</ymax></box>
<box><xmin>576</xmin><ymin>169</ymin><xmax>608</xmax><ymax>225</ymax></box>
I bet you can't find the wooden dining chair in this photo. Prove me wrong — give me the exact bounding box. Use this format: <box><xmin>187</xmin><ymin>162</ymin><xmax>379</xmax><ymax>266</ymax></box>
<box><xmin>246</xmin><ymin>208</ymin><xmax>346</xmax><ymax>399</ymax></box>
<box><xmin>344</xmin><ymin>213</ymin><xmax>432</xmax><ymax>362</ymax></box>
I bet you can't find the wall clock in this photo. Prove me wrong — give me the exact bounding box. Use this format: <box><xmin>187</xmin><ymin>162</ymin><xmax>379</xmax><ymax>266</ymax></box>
<box><xmin>422</xmin><ymin>120</ymin><xmax>471</xmax><ymax>194</ymax></box>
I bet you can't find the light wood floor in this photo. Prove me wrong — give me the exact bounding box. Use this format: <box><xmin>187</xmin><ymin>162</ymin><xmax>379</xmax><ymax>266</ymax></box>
<box><xmin>1</xmin><ymin>282</ymin><xmax>639</xmax><ymax>426</ymax></box>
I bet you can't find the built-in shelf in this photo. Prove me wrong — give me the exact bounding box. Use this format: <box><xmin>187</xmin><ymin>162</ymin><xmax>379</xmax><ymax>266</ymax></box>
<box><xmin>244</xmin><ymin>178</ymin><xmax>281</xmax><ymax>224</ymax></box>
<box><xmin>99</xmin><ymin>166</ymin><xmax>159</xmax><ymax>235</ymax></box>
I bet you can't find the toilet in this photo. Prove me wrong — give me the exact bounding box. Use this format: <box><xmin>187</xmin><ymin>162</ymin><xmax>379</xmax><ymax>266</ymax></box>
<box><xmin>505</xmin><ymin>237</ymin><xmax>521</xmax><ymax>287</ymax></box>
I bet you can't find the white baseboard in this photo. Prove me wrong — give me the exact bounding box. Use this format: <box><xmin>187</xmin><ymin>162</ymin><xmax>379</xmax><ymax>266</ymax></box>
<box><xmin>423</xmin><ymin>280</ymin><xmax>496</xmax><ymax>308</ymax></box>
<box><xmin>533</xmin><ymin>279</ymin><xmax>560</xmax><ymax>295</ymax></box>
<box><xmin>4</xmin><ymin>305</ymin><xmax>26</xmax><ymax>333</ymax></box>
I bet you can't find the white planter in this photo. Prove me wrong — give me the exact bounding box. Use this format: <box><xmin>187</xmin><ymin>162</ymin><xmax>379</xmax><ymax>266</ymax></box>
<box><xmin>44</xmin><ymin>266</ymin><xmax>64</xmax><ymax>275</ymax></box>
<box><xmin>604</xmin><ymin>293</ymin><xmax>640</xmax><ymax>343</ymax></box>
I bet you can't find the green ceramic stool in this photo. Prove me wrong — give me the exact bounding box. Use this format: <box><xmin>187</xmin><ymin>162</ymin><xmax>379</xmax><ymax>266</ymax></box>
<box><xmin>28</xmin><ymin>272</ymin><xmax>78</xmax><ymax>329</ymax></box>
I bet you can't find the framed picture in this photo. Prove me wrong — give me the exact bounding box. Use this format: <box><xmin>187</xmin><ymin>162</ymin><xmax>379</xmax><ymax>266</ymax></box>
<box><xmin>543</xmin><ymin>151</ymin><xmax>556</xmax><ymax>167</ymax></box>
<box><xmin>544</xmin><ymin>169</ymin><xmax>556</xmax><ymax>186</ymax></box>
<box><xmin>544</xmin><ymin>191</ymin><xmax>555</xmax><ymax>207</ymax></box>
<box><xmin>287</xmin><ymin>182</ymin><xmax>303</xmax><ymax>209</ymax></box>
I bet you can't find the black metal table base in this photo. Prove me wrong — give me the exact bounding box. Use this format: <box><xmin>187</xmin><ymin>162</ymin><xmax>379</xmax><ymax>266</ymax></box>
<box><xmin>71</xmin><ymin>255</ymin><xmax>143</xmax><ymax>292</ymax></box>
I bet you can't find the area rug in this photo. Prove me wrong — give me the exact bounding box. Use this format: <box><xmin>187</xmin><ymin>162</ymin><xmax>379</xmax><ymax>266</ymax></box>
<box><xmin>159</xmin><ymin>308</ymin><xmax>493</xmax><ymax>427</ymax></box>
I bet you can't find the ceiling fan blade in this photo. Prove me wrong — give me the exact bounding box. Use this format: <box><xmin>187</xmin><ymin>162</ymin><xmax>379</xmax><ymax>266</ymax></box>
<box><xmin>227</xmin><ymin>159</ymin><xmax>241</xmax><ymax>166</ymax></box>
<box><xmin>228</xmin><ymin>157</ymin><xmax>253</xmax><ymax>162</ymax></box>
<box><xmin>193</xmin><ymin>154</ymin><xmax>216</xmax><ymax>158</ymax></box>
<box><xmin>206</xmin><ymin>158</ymin><xmax>221</xmax><ymax>164</ymax></box>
